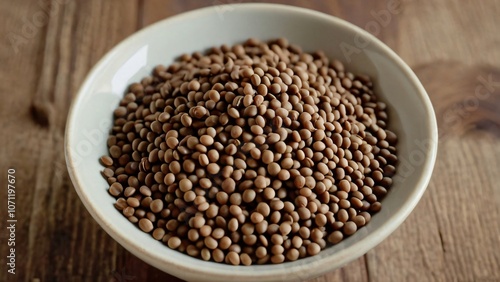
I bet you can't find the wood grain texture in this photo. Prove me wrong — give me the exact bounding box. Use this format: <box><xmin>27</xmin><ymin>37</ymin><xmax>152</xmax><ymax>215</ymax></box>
<box><xmin>0</xmin><ymin>1</ymin><xmax>499</xmax><ymax>282</ymax></box>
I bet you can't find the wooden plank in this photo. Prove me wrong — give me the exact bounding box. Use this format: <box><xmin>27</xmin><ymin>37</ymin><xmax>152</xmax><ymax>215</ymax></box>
<box><xmin>396</xmin><ymin>0</ymin><xmax>500</xmax><ymax>66</ymax></box>
<box><xmin>363</xmin><ymin>0</ymin><xmax>500</xmax><ymax>280</ymax></box>
<box><xmin>0</xmin><ymin>0</ymin><xmax>59</xmax><ymax>281</ymax></box>
<box><xmin>0</xmin><ymin>0</ymin><xmax>138</xmax><ymax>281</ymax></box>
<box><xmin>366</xmin><ymin>61</ymin><xmax>500</xmax><ymax>281</ymax></box>
<box><xmin>140</xmin><ymin>0</ymin><xmax>333</xmax><ymax>27</ymax></box>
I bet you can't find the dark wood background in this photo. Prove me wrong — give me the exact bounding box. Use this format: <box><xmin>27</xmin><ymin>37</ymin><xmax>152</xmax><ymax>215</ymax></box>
<box><xmin>1</xmin><ymin>0</ymin><xmax>499</xmax><ymax>281</ymax></box>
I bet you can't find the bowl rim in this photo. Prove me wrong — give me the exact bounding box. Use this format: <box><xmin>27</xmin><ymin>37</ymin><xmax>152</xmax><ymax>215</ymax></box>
<box><xmin>65</xmin><ymin>3</ymin><xmax>438</xmax><ymax>281</ymax></box>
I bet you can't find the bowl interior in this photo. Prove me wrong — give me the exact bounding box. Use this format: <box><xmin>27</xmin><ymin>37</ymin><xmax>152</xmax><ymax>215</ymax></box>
<box><xmin>65</xmin><ymin>3</ymin><xmax>437</xmax><ymax>282</ymax></box>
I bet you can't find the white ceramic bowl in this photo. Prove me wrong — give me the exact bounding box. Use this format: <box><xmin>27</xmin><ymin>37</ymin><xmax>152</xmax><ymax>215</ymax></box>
<box><xmin>65</xmin><ymin>3</ymin><xmax>438</xmax><ymax>282</ymax></box>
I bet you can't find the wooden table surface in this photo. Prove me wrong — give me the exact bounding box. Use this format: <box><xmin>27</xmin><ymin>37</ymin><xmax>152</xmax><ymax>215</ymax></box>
<box><xmin>1</xmin><ymin>0</ymin><xmax>499</xmax><ymax>281</ymax></box>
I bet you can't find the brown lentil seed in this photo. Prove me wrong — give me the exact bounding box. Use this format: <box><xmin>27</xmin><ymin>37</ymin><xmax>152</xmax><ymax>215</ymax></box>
<box><xmin>307</xmin><ymin>243</ymin><xmax>321</xmax><ymax>256</ymax></box>
<box><xmin>167</xmin><ymin>237</ymin><xmax>181</xmax><ymax>249</ymax></box>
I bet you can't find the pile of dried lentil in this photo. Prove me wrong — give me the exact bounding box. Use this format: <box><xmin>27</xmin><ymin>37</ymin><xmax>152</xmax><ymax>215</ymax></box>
<box><xmin>100</xmin><ymin>38</ymin><xmax>398</xmax><ymax>265</ymax></box>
